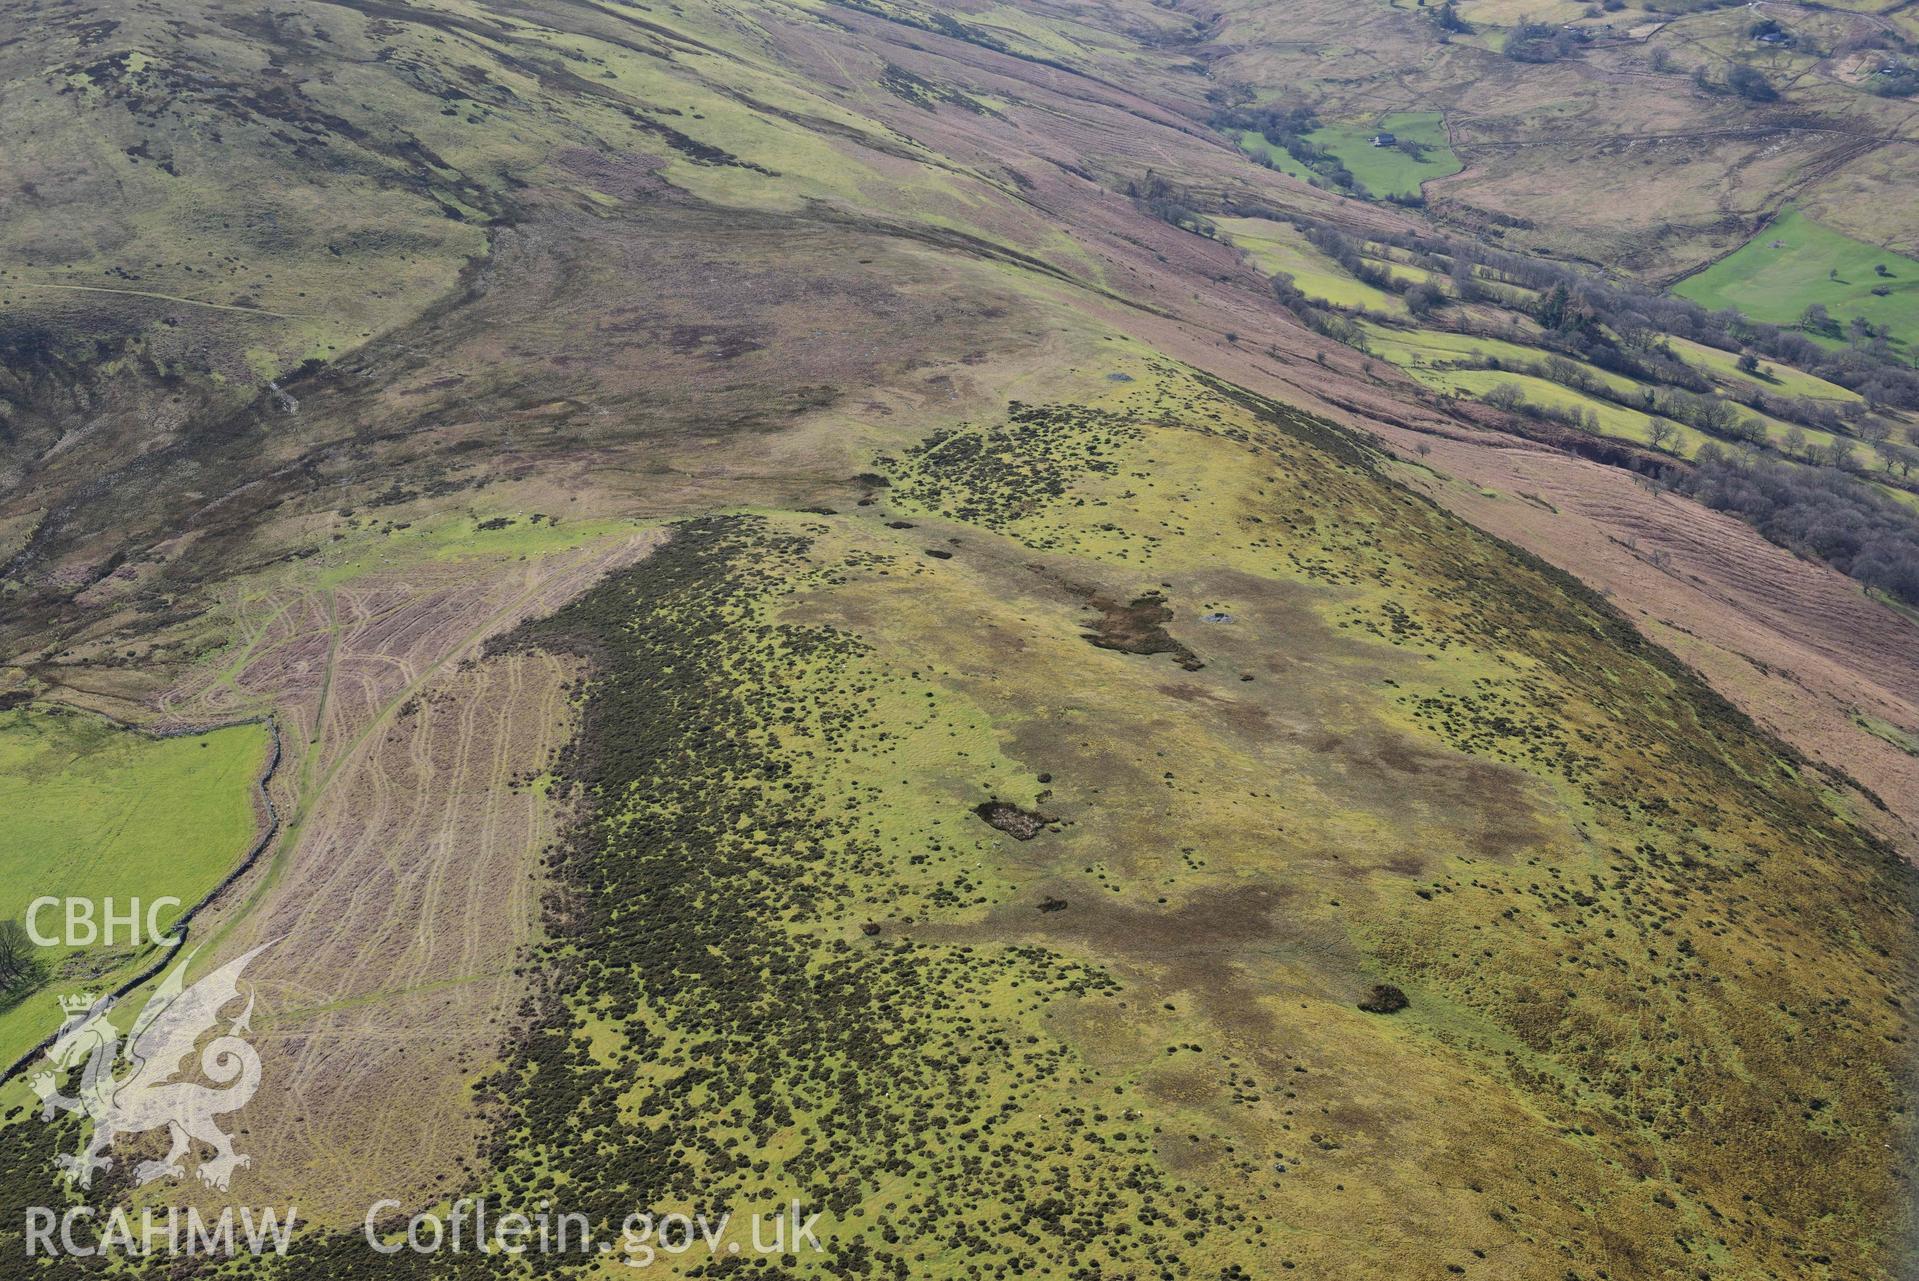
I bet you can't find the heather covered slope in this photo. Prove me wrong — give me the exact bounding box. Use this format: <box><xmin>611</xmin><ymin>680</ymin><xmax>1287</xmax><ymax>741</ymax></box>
<box><xmin>0</xmin><ymin>1</ymin><xmax>1914</xmax><ymax>1277</ymax></box>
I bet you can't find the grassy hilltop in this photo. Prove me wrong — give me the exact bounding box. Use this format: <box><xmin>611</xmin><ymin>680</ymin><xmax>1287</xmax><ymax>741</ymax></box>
<box><xmin>0</xmin><ymin>1</ymin><xmax>1913</xmax><ymax>1278</ymax></box>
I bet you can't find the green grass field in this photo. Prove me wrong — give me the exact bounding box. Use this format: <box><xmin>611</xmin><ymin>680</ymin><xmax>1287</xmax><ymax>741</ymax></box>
<box><xmin>1738</xmin><ymin>403</ymin><xmax>1848</xmax><ymax>457</ymax></box>
<box><xmin>1411</xmin><ymin>366</ymin><xmax>1714</xmax><ymax>454</ymax></box>
<box><xmin>0</xmin><ymin>707</ymin><xmax>269</xmax><ymax>1064</ymax></box>
<box><xmin>1855</xmin><ymin>712</ymin><xmax>1919</xmax><ymax>755</ymax></box>
<box><xmin>1362</xmin><ymin>255</ymin><xmax>1441</xmax><ymax>289</ymax></box>
<box><xmin>1668</xmin><ymin>335</ymin><xmax>1862</xmax><ymax>403</ymax></box>
<box><xmin>1673</xmin><ymin>209</ymin><xmax>1919</xmax><ymax>348</ymax></box>
<box><xmin>1233</xmin><ymin>128</ymin><xmax>1318</xmax><ymax>182</ymax></box>
<box><xmin>1307</xmin><ymin>111</ymin><xmax>1461</xmax><ymax>199</ymax></box>
<box><xmin>1879</xmin><ymin>482</ymin><xmax>1919</xmax><ymax>511</ymax></box>
<box><xmin>1359</xmin><ymin>321</ymin><xmax>1649</xmax><ymax>398</ymax></box>
<box><xmin>1216</xmin><ymin>216</ymin><xmax>1407</xmax><ymax>313</ymax></box>
<box><xmin>1357</xmin><ymin>322</ymin><xmax>1554</xmax><ymax>369</ymax></box>
<box><xmin>1399</xmin><ymin>352</ymin><xmax>1854</xmax><ymax>461</ymax></box>
<box><xmin>1349</xmin><ymin>308</ymin><xmax>1874</xmax><ymax>466</ymax></box>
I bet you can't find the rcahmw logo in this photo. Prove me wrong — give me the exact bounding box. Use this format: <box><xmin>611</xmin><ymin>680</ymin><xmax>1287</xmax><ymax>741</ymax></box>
<box><xmin>26</xmin><ymin>1205</ymin><xmax>297</xmax><ymax>1260</ymax></box>
<box><xmin>32</xmin><ymin>941</ymin><xmax>273</xmax><ymax>1191</ymax></box>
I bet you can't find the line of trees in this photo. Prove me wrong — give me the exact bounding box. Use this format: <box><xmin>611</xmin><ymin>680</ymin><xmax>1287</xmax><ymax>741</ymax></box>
<box><xmin>1480</xmin><ymin>381</ymin><xmax>1603</xmax><ymax>434</ymax></box>
<box><xmin>1721</xmin><ymin>64</ymin><xmax>1780</xmax><ymax>102</ymax></box>
<box><xmin>1125</xmin><ymin>171</ymin><xmax>1211</xmax><ymax>235</ymax></box>
<box><xmin>1242</xmin><ymin>215</ymin><xmax>1919</xmax><ymax>480</ymax></box>
<box><xmin>1281</xmin><ymin>225</ymin><xmax>1887</xmax><ymax>440</ymax></box>
<box><xmin>1269</xmin><ymin>272</ymin><xmax>1368</xmax><ymax>346</ymax></box>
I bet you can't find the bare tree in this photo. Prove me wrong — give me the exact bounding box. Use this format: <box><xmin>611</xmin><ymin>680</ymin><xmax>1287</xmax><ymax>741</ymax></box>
<box><xmin>1543</xmin><ymin>354</ymin><xmax>1585</xmax><ymax>389</ymax></box>
<box><xmin>1691</xmin><ymin>395</ymin><xmax>1740</xmax><ymax>436</ymax></box>
<box><xmin>1483</xmin><ymin>383</ymin><xmax>1528</xmax><ymax>412</ymax></box>
<box><xmin>0</xmin><ymin>919</ymin><xmax>38</xmax><ymax>990</ymax></box>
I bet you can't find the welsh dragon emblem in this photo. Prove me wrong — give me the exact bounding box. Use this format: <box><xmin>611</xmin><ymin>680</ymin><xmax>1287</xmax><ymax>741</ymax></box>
<box><xmin>32</xmin><ymin>942</ymin><xmax>273</xmax><ymax>1192</ymax></box>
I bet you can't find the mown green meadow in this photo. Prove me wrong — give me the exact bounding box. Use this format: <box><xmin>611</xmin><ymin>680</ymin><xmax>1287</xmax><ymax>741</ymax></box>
<box><xmin>1668</xmin><ymin>335</ymin><xmax>1862</xmax><ymax>402</ymax></box>
<box><xmin>1234</xmin><ymin>128</ymin><xmax>1318</xmax><ymax>182</ymax></box>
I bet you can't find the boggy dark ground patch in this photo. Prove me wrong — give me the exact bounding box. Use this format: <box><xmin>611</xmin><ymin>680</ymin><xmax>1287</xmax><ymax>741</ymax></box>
<box><xmin>595</xmin><ymin>318</ymin><xmax>768</xmax><ymax>362</ymax></box>
<box><xmin>552</xmin><ymin>146</ymin><xmax>671</xmax><ymax>200</ymax></box>
<box><xmin>923</xmin><ymin>883</ymin><xmax>1346</xmax><ymax>1051</ymax></box>
<box><xmin>1306</xmin><ymin>726</ymin><xmax>1552</xmax><ymax>865</ymax></box>
<box><xmin>1082</xmin><ymin>591</ymin><xmax>1203</xmax><ymax>670</ymax></box>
